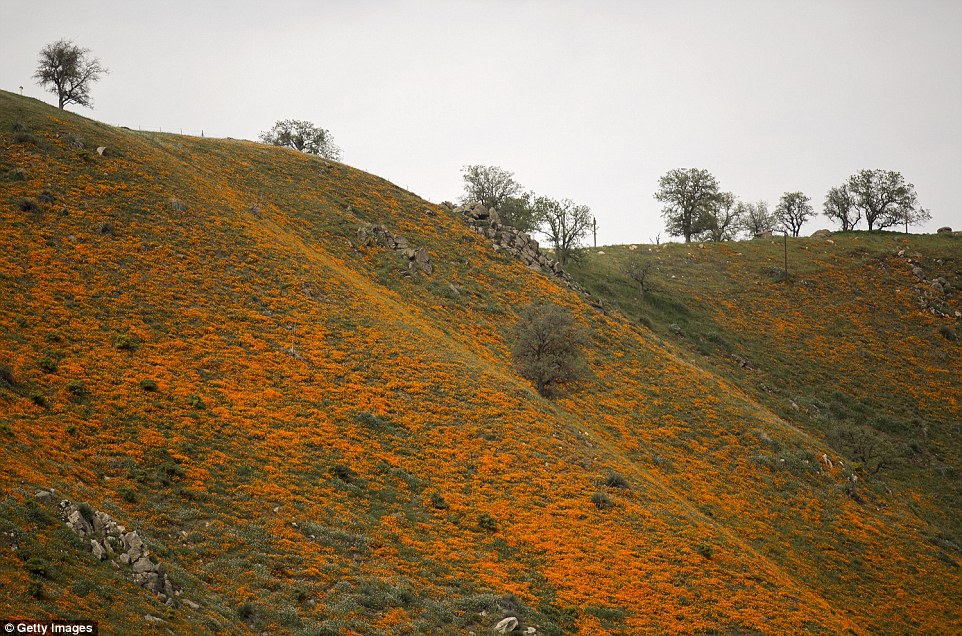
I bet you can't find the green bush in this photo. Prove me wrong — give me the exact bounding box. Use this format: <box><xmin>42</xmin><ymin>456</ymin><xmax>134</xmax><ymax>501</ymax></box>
<box><xmin>17</xmin><ymin>198</ymin><xmax>40</xmax><ymax>212</ymax></box>
<box><xmin>0</xmin><ymin>365</ymin><xmax>15</xmax><ymax>386</ymax></box>
<box><xmin>4</xmin><ymin>167</ymin><xmax>27</xmax><ymax>182</ymax></box>
<box><xmin>38</xmin><ymin>355</ymin><xmax>58</xmax><ymax>373</ymax></box>
<box><xmin>939</xmin><ymin>325</ymin><xmax>958</xmax><ymax>342</ymax></box>
<box><xmin>477</xmin><ymin>512</ymin><xmax>498</xmax><ymax>532</ymax></box>
<box><xmin>591</xmin><ymin>492</ymin><xmax>614</xmax><ymax>510</ymax></box>
<box><xmin>139</xmin><ymin>379</ymin><xmax>159</xmax><ymax>392</ymax></box>
<box><xmin>27</xmin><ymin>580</ymin><xmax>44</xmax><ymax>599</ymax></box>
<box><xmin>24</xmin><ymin>557</ymin><xmax>49</xmax><ymax>577</ymax></box>
<box><xmin>696</xmin><ymin>542</ymin><xmax>714</xmax><ymax>559</ymax></box>
<box><xmin>332</xmin><ymin>464</ymin><xmax>358</xmax><ymax>483</ymax></box>
<box><xmin>187</xmin><ymin>393</ymin><xmax>205</xmax><ymax>409</ymax></box>
<box><xmin>66</xmin><ymin>379</ymin><xmax>87</xmax><ymax>397</ymax></box>
<box><xmin>604</xmin><ymin>472</ymin><xmax>629</xmax><ymax>489</ymax></box>
<box><xmin>511</xmin><ymin>302</ymin><xmax>588</xmax><ymax>398</ymax></box>
<box><xmin>429</xmin><ymin>492</ymin><xmax>449</xmax><ymax>510</ymax></box>
<box><xmin>13</xmin><ymin>131</ymin><xmax>39</xmax><ymax>145</ymax></box>
<box><xmin>29</xmin><ymin>391</ymin><xmax>48</xmax><ymax>408</ymax></box>
<box><xmin>114</xmin><ymin>334</ymin><xmax>134</xmax><ymax>350</ymax></box>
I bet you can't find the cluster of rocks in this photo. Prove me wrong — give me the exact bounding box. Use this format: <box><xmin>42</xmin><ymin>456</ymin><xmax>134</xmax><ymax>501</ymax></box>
<box><xmin>56</xmin><ymin>497</ymin><xmax>179</xmax><ymax>606</ymax></box>
<box><xmin>454</xmin><ymin>202</ymin><xmax>573</xmax><ymax>283</ymax></box>
<box><xmin>899</xmin><ymin>250</ymin><xmax>961</xmax><ymax>320</ymax></box>
<box><xmin>356</xmin><ymin>225</ymin><xmax>433</xmax><ymax>274</ymax></box>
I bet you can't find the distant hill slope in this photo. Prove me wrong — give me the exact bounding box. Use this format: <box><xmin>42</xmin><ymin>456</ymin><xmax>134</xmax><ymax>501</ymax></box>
<box><xmin>1</xmin><ymin>90</ymin><xmax>960</xmax><ymax>635</ymax></box>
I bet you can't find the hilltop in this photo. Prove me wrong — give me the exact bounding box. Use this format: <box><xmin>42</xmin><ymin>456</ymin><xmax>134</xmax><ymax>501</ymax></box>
<box><xmin>1</xmin><ymin>90</ymin><xmax>960</xmax><ymax>635</ymax></box>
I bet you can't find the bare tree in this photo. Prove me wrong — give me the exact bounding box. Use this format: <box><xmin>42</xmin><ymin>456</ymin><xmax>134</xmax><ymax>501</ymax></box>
<box><xmin>535</xmin><ymin>196</ymin><xmax>592</xmax><ymax>266</ymax></box>
<box><xmin>774</xmin><ymin>191</ymin><xmax>814</xmax><ymax>237</ymax></box>
<box><xmin>511</xmin><ymin>303</ymin><xmax>588</xmax><ymax>397</ymax></box>
<box><xmin>33</xmin><ymin>39</ymin><xmax>107</xmax><ymax>109</ymax></box>
<box><xmin>739</xmin><ymin>200</ymin><xmax>775</xmax><ymax>236</ymax></box>
<box><xmin>625</xmin><ymin>258</ymin><xmax>654</xmax><ymax>297</ymax></box>
<box><xmin>259</xmin><ymin>120</ymin><xmax>341</xmax><ymax>160</ymax></box>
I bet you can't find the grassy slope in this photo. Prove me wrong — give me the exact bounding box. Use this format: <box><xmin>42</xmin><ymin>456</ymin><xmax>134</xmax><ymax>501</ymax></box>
<box><xmin>1</xmin><ymin>91</ymin><xmax>959</xmax><ymax>634</ymax></box>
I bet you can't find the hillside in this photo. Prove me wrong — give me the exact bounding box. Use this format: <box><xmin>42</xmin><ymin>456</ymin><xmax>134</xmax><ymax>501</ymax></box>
<box><xmin>1</xmin><ymin>90</ymin><xmax>960</xmax><ymax>635</ymax></box>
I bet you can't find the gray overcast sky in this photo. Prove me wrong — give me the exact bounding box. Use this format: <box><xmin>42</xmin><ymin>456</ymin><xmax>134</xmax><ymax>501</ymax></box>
<box><xmin>2</xmin><ymin>0</ymin><xmax>960</xmax><ymax>244</ymax></box>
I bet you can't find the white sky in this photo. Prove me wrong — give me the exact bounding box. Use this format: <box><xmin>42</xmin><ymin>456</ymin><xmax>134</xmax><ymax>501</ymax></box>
<box><xmin>2</xmin><ymin>0</ymin><xmax>960</xmax><ymax>244</ymax></box>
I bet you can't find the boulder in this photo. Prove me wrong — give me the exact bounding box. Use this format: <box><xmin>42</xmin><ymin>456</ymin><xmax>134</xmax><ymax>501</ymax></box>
<box><xmin>937</xmin><ymin>226</ymin><xmax>952</xmax><ymax>234</ymax></box>
<box><xmin>67</xmin><ymin>509</ymin><xmax>94</xmax><ymax>536</ymax></box>
<box><xmin>495</xmin><ymin>617</ymin><xmax>519</xmax><ymax>634</ymax></box>
<box><xmin>96</xmin><ymin>146</ymin><xmax>106</xmax><ymax>156</ymax></box>
<box><xmin>754</xmin><ymin>230</ymin><xmax>773</xmax><ymax>239</ymax></box>
<box><xmin>90</xmin><ymin>539</ymin><xmax>107</xmax><ymax>561</ymax></box>
<box><xmin>810</xmin><ymin>229</ymin><xmax>832</xmax><ymax>238</ymax></box>
<box><xmin>132</xmin><ymin>555</ymin><xmax>157</xmax><ymax>574</ymax></box>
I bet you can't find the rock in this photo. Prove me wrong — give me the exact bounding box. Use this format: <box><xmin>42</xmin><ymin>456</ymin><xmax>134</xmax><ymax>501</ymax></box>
<box><xmin>118</xmin><ymin>553</ymin><xmax>131</xmax><ymax>565</ymax></box>
<box><xmin>96</xmin><ymin>146</ymin><xmax>106</xmax><ymax>156</ymax></box>
<box><xmin>183</xmin><ymin>599</ymin><xmax>201</xmax><ymax>610</ymax></box>
<box><xmin>755</xmin><ymin>230</ymin><xmax>773</xmax><ymax>239</ymax></box>
<box><xmin>67</xmin><ymin>510</ymin><xmax>94</xmax><ymax>536</ymax></box>
<box><xmin>912</xmin><ymin>267</ymin><xmax>924</xmax><ymax>279</ymax></box>
<box><xmin>524</xmin><ymin>628</ymin><xmax>537</xmax><ymax>635</ymax></box>
<box><xmin>937</xmin><ymin>226</ymin><xmax>952</xmax><ymax>234</ymax></box>
<box><xmin>488</xmin><ymin>208</ymin><xmax>501</xmax><ymax>224</ymax></box>
<box><xmin>669</xmin><ymin>323</ymin><xmax>683</xmax><ymax>336</ymax></box>
<box><xmin>393</xmin><ymin>236</ymin><xmax>409</xmax><ymax>250</ymax></box>
<box><xmin>494</xmin><ymin>617</ymin><xmax>519</xmax><ymax>634</ymax></box>
<box><xmin>123</xmin><ymin>531</ymin><xmax>146</xmax><ymax>560</ymax></box>
<box><xmin>132</xmin><ymin>555</ymin><xmax>157</xmax><ymax>574</ymax></box>
<box><xmin>810</xmin><ymin>229</ymin><xmax>832</xmax><ymax>238</ymax></box>
<box><xmin>34</xmin><ymin>489</ymin><xmax>54</xmax><ymax>502</ymax></box>
<box><xmin>90</xmin><ymin>539</ymin><xmax>107</xmax><ymax>561</ymax></box>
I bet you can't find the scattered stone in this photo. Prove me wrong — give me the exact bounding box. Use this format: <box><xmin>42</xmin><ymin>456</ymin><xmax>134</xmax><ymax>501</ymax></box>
<box><xmin>494</xmin><ymin>616</ymin><xmax>519</xmax><ymax>634</ymax></box>
<box><xmin>57</xmin><ymin>498</ymin><xmax>177</xmax><ymax>603</ymax></box>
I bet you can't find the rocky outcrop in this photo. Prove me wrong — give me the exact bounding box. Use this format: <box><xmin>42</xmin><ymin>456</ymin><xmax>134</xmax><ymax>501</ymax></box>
<box><xmin>356</xmin><ymin>225</ymin><xmax>433</xmax><ymax>274</ymax></box>
<box><xmin>454</xmin><ymin>202</ymin><xmax>584</xmax><ymax>293</ymax></box>
<box><xmin>937</xmin><ymin>226</ymin><xmax>952</xmax><ymax>234</ymax></box>
<box><xmin>57</xmin><ymin>499</ymin><xmax>179</xmax><ymax>606</ymax></box>
<box><xmin>897</xmin><ymin>249</ymin><xmax>961</xmax><ymax>320</ymax></box>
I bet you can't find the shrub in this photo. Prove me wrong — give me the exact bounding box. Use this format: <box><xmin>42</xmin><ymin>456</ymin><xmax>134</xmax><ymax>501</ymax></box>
<box><xmin>29</xmin><ymin>391</ymin><xmax>48</xmax><ymax>408</ymax></box>
<box><xmin>37</xmin><ymin>190</ymin><xmax>55</xmax><ymax>204</ymax></box>
<box><xmin>604</xmin><ymin>472</ymin><xmax>629</xmax><ymax>489</ymax></box>
<box><xmin>139</xmin><ymin>379</ymin><xmax>158</xmax><ymax>392</ymax></box>
<box><xmin>429</xmin><ymin>492</ymin><xmax>449</xmax><ymax>510</ymax></box>
<box><xmin>0</xmin><ymin>365</ymin><xmax>15</xmax><ymax>387</ymax></box>
<box><xmin>66</xmin><ymin>379</ymin><xmax>87</xmax><ymax>397</ymax></box>
<box><xmin>13</xmin><ymin>131</ymin><xmax>40</xmax><ymax>145</ymax></box>
<box><xmin>591</xmin><ymin>492</ymin><xmax>614</xmax><ymax>510</ymax></box>
<box><xmin>114</xmin><ymin>334</ymin><xmax>134</xmax><ymax>350</ymax></box>
<box><xmin>0</xmin><ymin>422</ymin><xmax>13</xmax><ymax>437</ymax></box>
<box><xmin>939</xmin><ymin>325</ymin><xmax>958</xmax><ymax>342</ymax></box>
<box><xmin>696</xmin><ymin>542</ymin><xmax>714</xmax><ymax>559</ymax></box>
<box><xmin>477</xmin><ymin>512</ymin><xmax>498</xmax><ymax>532</ymax></box>
<box><xmin>236</xmin><ymin>601</ymin><xmax>256</xmax><ymax>622</ymax></box>
<box><xmin>38</xmin><ymin>355</ymin><xmax>57</xmax><ymax>373</ymax></box>
<box><xmin>121</xmin><ymin>488</ymin><xmax>138</xmax><ymax>504</ymax></box>
<box><xmin>24</xmin><ymin>557</ymin><xmax>49</xmax><ymax>577</ymax></box>
<box><xmin>511</xmin><ymin>302</ymin><xmax>588</xmax><ymax>398</ymax></box>
<box><xmin>187</xmin><ymin>393</ymin><xmax>205</xmax><ymax>409</ymax></box>
<box><xmin>827</xmin><ymin>420</ymin><xmax>898</xmax><ymax>475</ymax></box>
<box><xmin>93</xmin><ymin>221</ymin><xmax>115</xmax><ymax>236</ymax></box>
<box><xmin>4</xmin><ymin>167</ymin><xmax>27</xmax><ymax>182</ymax></box>
<box><xmin>332</xmin><ymin>464</ymin><xmax>358</xmax><ymax>483</ymax></box>
<box><xmin>170</xmin><ymin>199</ymin><xmax>188</xmax><ymax>213</ymax></box>
<box><xmin>27</xmin><ymin>580</ymin><xmax>44</xmax><ymax>599</ymax></box>
<box><xmin>77</xmin><ymin>502</ymin><xmax>95</xmax><ymax>523</ymax></box>
<box><xmin>17</xmin><ymin>198</ymin><xmax>40</xmax><ymax>212</ymax></box>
